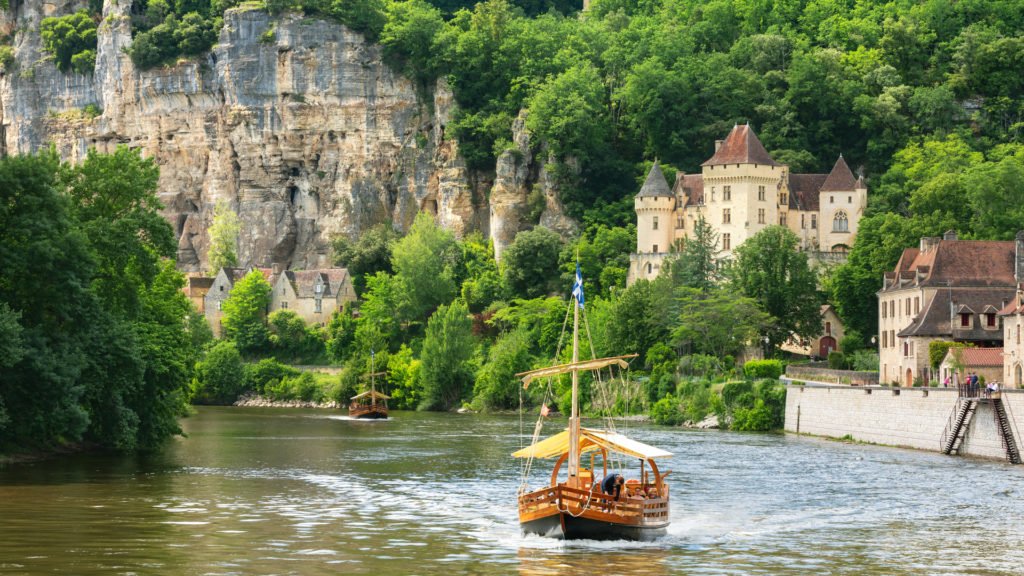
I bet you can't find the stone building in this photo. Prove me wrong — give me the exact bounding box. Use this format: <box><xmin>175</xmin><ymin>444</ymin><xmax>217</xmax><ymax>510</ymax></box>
<box><xmin>184</xmin><ymin>275</ymin><xmax>214</xmax><ymax>313</ymax></box>
<box><xmin>269</xmin><ymin>269</ymin><xmax>356</xmax><ymax>327</ymax></box>
<box><xmin>782</xmin><ymin>305</ymin><xmax>847</xmax><ymax>359</ymax></box>
<box><xmin>998</xmin><ymin>248</ymin><xmax>1024</xmax><ymax>388</ymax></box>
<box><xmin>204</xmin><ymin>266</ymin><xmax>278</xmax><ymax>337</ymax></box>
<box><xmin>627</xmin><ymin>124</ymin><xmax>867</xmax><ymax>284</ymax></box>
<box><xmin>878</xmin><ymin>231</ymin><xmax>1020</xmax><ymax>386</ymax></box>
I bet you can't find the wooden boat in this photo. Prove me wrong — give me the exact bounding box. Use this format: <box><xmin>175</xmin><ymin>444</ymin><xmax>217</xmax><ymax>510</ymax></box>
<box><xmin>513</xmin><ymin>266</ymin><xmax>671</xmax><ymax>541</ymax></box>
<box><xmin>349</xmin><ymin>362</ymin><xmax>389</xmax><ymax>419</ymax></box>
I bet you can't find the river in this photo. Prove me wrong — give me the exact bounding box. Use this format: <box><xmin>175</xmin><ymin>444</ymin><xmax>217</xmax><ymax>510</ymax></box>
<box><xmin>1</xmin><ymin>407</ymin><xmax>1023</xmax><ymax>575</ymax></box>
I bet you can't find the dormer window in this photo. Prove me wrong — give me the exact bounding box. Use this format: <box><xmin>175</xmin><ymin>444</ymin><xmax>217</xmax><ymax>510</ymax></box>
<box><xmin>315</xmin><ymin>283</ymin><xmax>323</xmax><ymax>293</ymax></box>
<box><xmin>987</xmin><ymin>313</ymin><xmax>996</xmax><ymax>327</ymax></box>
<box><xmin>960</xmin><ymin>313</ymin><xmax>971</xmax><ymax>327</ymax></box>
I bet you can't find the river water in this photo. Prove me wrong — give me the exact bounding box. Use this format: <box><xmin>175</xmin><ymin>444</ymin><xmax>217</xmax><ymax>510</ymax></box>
<box><xmin>2</xmin><ymin>407</ymin><xmax>1023</xmax><ymax>575</ymax></box>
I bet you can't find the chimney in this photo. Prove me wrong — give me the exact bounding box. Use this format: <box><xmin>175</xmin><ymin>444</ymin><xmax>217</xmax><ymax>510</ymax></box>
<box><xmin>943</xmin><ymin>230</ymin><xmax>958</xmax><ymax>241</ymax></box>
<box><xmin>272</xmin><ymin>262</ymin><xmax>282</xmax><ymax>275</ymax></box>
<box><xmin>1016</xmin><ymin>231</ymin><xmax>1024</xmax><ymax>283</ymax></box>
<box><xmin>714</xmin><ymin>140</ymin><xmax>723</xmax><ymax>152</ymax></box>
<box><xmin>317</xmin><ymin>253</ymin><xmax>329</xmax><ymax>268</ymax></box>
<box><xmin>920</xmin><ymin>236</ymin><xmax>940</xmax><ymax>253</ymax></box>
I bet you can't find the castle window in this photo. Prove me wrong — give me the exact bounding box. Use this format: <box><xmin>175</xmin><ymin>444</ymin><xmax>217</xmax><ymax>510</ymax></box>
<box><xmin>315</xmin><ymin>299</ymin><xmax>322</xmax><ymax>313</ymax></box>
<box><xmin>646</xmin><ymin>263</ymin><xmax>652</xmax><ymax>274</ymax></box>
<box><xmin>711</xmin><ymin>187</ymin><xmax>715</xmax><ymax>202</ymax></box>
<box><xmin>652</xmin><ymin>216</ymin><xmax>659</xmax><ymax>230</ymax></box>
<box><xmin>832</xmin><ymin>211</ymin><xmax>849</xmax><ymax>232</ymax></box>
<box><xmin>722</xmin><ymin>208</ymin><xmax>731</xmax><ymax>224</ymax></box>
<box><xmin>758</xmin><ymin>186</ymin><xmax>765</xmax><ymax>201</ymax></box>
<box><xmin>780</xmin><ymin>213</ymin><xmax>787</xmax><ymax>226</ymax></box>
<box><xmin>904</xmin><ymin>341</ymin><xmax>909</xmax><ymax>357</ymax></box>
<box><xmin>282</xmin><ymin>301</ymin><xmax>288</xmax><ymax>309</ymax></box>
<box><xmin>723</xmin><ymin>186</ymin><xmax>731</xmax><ymax>201</ymax></box>
<box><xmin>758</xmin><ymin>208</ymin><xmax>765</xmax><ymax>224</ymax></box>
<box><xmin>848</xmin><ymin>196</ymin><xmax>852</xmax><ymax>203</ymax></box>
<box><xmin>811</xmin><ymin>214</ymin><xmax>817</xmax><ymax>229</ymax></box>
<box><xmin>653</xmin><ymin>244</ymin><xmax>659</xmax><ymax>253</ymax></box>
<box><xmin>722</xmin><ymin>233</ymin><xmax>731</xmax><ymax>251</ymax></box>
<box><xmin>1017</xmin><ymin>325</ymin><xmax>1020</xmax><ymax>344</ymax></box>
<box><xmin>830</xmin><ymin>196</ymin><xmax>835</xmax><ymax>204</ymax></box>
<box><xmin>676</xmin><ymin>216</ymin><xmax>684</xmax><ymax>229</ymax></box>
<box><xmin>882</xmin><ymin>301</ymin><xmax>887</xmax><ymax>318</ymax></box>
<box><xmin>882</xmin><ymin>331</ymin><xmax>887</xmax><ymax>347</ymax></box>
<box><xmin>780</xmin><ymin>191</ymin><xmax>788</xmax><ymax>204</ymax></box>
<box><xmin>801</xmin><ymin>214</ymin><xmax>805</xmax><ymax>229</ymax></box>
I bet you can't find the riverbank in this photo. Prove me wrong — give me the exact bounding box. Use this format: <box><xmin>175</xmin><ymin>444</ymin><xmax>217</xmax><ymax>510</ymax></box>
<box><xmin>233</xmin><ymin>393</ymin><xmax>343</xmax><ymax>409</ymax></box>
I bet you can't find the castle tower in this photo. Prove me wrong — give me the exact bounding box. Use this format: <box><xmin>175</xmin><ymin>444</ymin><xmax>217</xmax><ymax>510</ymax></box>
<box><xmin>700</xmin><ymin>124</ymin><xmax>783</xmax><ymax>255</ymax></box>
<box><xmin>818</xmin><ymin>155</ymin><xmax>864</xmax><ymax>253</ymax></box>
<box><xmin>628</xmin><ymin>163</ymin><xmax>675</xmax><ymax>283</ymax></box>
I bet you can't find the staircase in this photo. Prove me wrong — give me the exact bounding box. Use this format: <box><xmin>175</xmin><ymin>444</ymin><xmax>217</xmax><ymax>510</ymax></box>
<box><xmin>940</xmin><ymin>398</ymin><xmax>977</xmax><ymax>455</ymax></box>
<box><xmin>992</xmin><ymin>398</ymin><xmax>1022</xmax><ymax>465</ymax></box>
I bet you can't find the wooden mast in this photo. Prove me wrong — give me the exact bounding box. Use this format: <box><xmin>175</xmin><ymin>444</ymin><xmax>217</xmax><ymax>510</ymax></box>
<box><xmin>568</xmin><ymin>276</ymin><xmax>580</xmax><ymax>487</ymax></box>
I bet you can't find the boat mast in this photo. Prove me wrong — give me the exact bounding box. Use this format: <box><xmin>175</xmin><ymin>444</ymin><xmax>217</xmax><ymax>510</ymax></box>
<box><xmin>370</xmin><ymin>349</ymin><xmax>376</xmax><ymax>410</ymax></box>
<box><xmin>568</xmin><ymin>277</ymin><xmax>580</xmax><ymax>487</ymax></box>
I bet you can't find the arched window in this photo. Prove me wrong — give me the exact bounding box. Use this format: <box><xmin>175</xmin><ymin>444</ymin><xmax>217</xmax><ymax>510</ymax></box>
<box><xmin>833</xmin><ymin>211</ymin><xmax>849</xmax><ymax>232</ymax></box>
<box><xmin>646</xmin><ymin>263</ymin><xmax>652</xmax><ymax>274</ymax></box>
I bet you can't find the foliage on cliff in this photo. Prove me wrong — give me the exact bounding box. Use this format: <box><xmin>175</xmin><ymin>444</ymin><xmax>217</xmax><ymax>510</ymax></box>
<box><xmin>0</xmin><ymin>149</ymin><xmax>200</xmax><ymax>453</ymax></box>
<box><xmin>40</xmin><ymin>10</ymin><xmax>97</xmax><ymax>74</ymax></box>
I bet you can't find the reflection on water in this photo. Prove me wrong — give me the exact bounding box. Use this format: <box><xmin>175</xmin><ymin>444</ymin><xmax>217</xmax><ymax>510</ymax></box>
<box><xmin>2</xmin><ymin>407</ymin><xmax>1024</xmax><ymax>575</ymax></box>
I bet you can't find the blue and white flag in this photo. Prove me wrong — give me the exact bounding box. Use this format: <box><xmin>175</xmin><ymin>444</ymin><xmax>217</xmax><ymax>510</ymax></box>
<box><xmin>571</xmin><ymin>262</ymin><xmax>585</xmax><ymax>309</ymax></box>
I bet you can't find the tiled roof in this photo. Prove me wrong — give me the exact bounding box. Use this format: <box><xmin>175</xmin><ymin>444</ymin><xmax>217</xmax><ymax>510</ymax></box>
<box><xmin>675</xmin><ymin>174</ymin><xmax>704</xmax><ymax>206</ymax></box>
<box><xmin>185</xmin><ymin>276</ymin><xmax>214</xmax><ymax>296</ymax></box>
<box><xmin>885</xmin><ymin>240</ymin><xmax>1016</xmax><ymax>290</ymax></box>
<box><xmin>945</xmin><ymin>347</ymin><xmax>1004</xmax><ymax>368</ymax></box>
<box><xmin>898</xmin><ymin>288</ymin><xmax>1015</xmax><ymax>339</ymax></box>
<box><xmin>636</xmin><ymin>163</ymin><xmax>674</xmax><ymax>198</ymax></box>
<box><xmin>701</xmin><ymin>124</ymin><xmax>780</xmax><ymax>167</ymax></box>
<box><xmin>787</xmin><ymin>173</ymin><xmax>827</xmax><ymax>210</ymax></box>
<box><xmin>820</xmin><ymin>156</ymin><xmax>858</xmax><ymax>191</ymax></box>
<box><xmin>284</xmin><ymin>268</ymin><xmax>350</xmax><ymax>298</ymax></box>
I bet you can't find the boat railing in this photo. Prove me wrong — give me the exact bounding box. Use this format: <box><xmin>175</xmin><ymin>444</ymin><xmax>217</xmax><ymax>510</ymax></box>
<box><xmin>519</xmin><ymin>484</ymin><xmax>669</xmax><ymax>524</ymax></box>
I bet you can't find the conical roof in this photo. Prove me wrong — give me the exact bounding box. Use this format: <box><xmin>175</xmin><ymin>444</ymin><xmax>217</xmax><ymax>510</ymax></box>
<box><xmin>636</xmin><ymin>162</ymin><xmax>673</xmax><ymax>198</ymax></box>
<box><xmin>701</xmin><ymin>124</ymin><xmax>779</xmax><ymax>167</ymax></box>
<box><xmin>820</xmin><ymin>155</ymin><xmax>858</xmax><ymax>191</ymax></box>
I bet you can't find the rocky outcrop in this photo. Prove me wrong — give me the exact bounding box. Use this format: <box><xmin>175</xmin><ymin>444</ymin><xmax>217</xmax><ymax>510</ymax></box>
<box><xmin>0</xmin><ymin>2</ymin><xmax>576</xmax><ymax>269</ymax></box>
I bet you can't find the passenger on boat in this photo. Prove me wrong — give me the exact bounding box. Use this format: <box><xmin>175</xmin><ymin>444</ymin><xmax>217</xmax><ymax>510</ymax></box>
<box><xmin>601</xmin><ymin>473</ymin><xmax>625</xmax><ymax>501</ymax></box>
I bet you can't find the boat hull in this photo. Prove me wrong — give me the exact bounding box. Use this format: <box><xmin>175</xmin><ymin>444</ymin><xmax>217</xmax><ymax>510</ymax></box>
<box><xmin>349</xmin><ymin>410</ymin><xmax>388</xmax><ymax>419</ymax></box>
<box><xmin>521</xmin><ymin>512</ymin><xmax>667</xmax><ymax>541</ymax></box>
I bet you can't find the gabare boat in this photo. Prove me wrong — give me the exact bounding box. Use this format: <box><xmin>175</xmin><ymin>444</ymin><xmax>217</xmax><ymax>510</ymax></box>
<box><xmin>349</xmin><ymin>352</ymin><xmax>389</xmax><ymax>419</ymax></box>
<box><xmin>513</xmin><ymin>265</ymin><xmax>671</xmax><ymax>541</ymax></box>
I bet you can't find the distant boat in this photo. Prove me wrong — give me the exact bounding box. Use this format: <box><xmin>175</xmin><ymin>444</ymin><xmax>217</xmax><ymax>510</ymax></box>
<box><xmin>349</xmin><ymin>351</ymin><xmax>389</xmax><ymax>419</ymax></box>
<box><xmin>513</xmin><ymin>264</ymin><xmax>671</xmax><ymax>541</ymax></box>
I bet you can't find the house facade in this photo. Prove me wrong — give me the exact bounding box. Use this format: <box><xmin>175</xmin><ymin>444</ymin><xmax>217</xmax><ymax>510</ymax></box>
<box><xmin>204</xmin><ymin>266</ymin><xmax>278</xmax><ymax>337</ymax></box>
<box><xmin>270</xmin><ymin>269</ymin><xmax>356</xmax><ymax>326</ymax></box>
<box><xmin>782</xmin><ymin>305</ymin><xmax>846</xmax><ymax>359</ymax></box>
<box><xmin>878</xmin><ymin>231</ymin><xmax>1021</xmax><ymax>386</ymax></box>
<box><xmin>627</xmin><ymin>124</ymin><xmax>867</xmax><ymax>284</ymax></box>
<box><xmin>184</xmin><ymin>275</ymin><xmax>213</xmax><ymax>314</ymax></box>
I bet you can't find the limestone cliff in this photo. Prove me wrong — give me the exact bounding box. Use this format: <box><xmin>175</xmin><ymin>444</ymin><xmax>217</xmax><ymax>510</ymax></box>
<box><xmin>0</xmin><ymin>2</ymin><xmax>578</xmax><ymax>270</ymax></box>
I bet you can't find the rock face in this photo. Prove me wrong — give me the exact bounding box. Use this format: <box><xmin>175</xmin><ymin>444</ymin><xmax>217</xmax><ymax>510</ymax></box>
<box><xmin>1</xmin><ymin>3</ymin><xmax>566</xmax><ymax>271</ymax></box>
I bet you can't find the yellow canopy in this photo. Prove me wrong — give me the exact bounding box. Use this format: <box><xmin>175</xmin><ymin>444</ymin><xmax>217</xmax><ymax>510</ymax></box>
<box><xmin>516</xmin><ymin>354</ymin><xmax>638</xmax><ymax>388</ymax></box>
<box><xmin>512</xmin><ymin>427</ymin><xmax>672</xmax><ymax>460</ymax></box>
<box><xmin>351</xmin><ymin>390</ymin><xmax>391</xmax><ymax>401</ymax></box>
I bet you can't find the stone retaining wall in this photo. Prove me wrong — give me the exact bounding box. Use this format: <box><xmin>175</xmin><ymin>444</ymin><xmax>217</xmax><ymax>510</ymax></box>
<box><xmin>786</xmin><ymin>365</ymin><xmax>879</xmax><ymax>386</ymax></box>
<box><xmin>784</xmin><ymin>383</ymin><xmax>1024</xmax><ymax>462</ymax></box>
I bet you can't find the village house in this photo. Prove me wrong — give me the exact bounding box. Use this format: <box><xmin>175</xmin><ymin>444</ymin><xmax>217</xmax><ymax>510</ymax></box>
<box><xmin>184</xmin><ymin>275</ymin><xmax>214</xmax><ymax>313</ymax></box>
<box><xmin>204</xmin><ymin>266</ymin><xmax>278</xmax><ymax>337</ymax></box>
<box><xmin>269</xmin><ymin>268</ymin><xmax>356</xmax><ymax>326</ymax></box>
<box><xmin>627</xmin><ymin>124</ymin><xmax>867</xmax><ymax>284</ymax></box>
<box><xmin>938</xmin><ymin>347</ymin><xmax>1003</xmax><ymax>387</ymax></box>
<box><xmin>878</xmin><ymin>231</ymin><xmax>1022</xmax><ymax>386</ymax></box>
<box><xmin>782</xmin><ymin>305</ymin><xmax>847</xmax><ymax>359</ymax></box>
<box><xmin>998</xmin><ymin>244</ymin><xmax>1024</xmax><ymax>388</ymax></box>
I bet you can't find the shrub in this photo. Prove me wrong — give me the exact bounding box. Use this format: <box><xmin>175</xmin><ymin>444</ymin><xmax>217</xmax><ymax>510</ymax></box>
<box><xmin>245</xmin><ymin>357</ymin><xmax>299</xmax><ymax>395</ymax></box>
<box><xmin>827</xmin><ymin>351</ymin><xmax>846</xmax><ymax>370</ymax></box>
<box><xmin>732</xmin><ymin>399</ymin><xmax>775</xmax><ymax>431</ymax></box>
<box><xmin>743</xmin><ymin>359</ymin><xmax>784</xmax><ymax>380</ymax></box>
<box><xmin>678</xmin><ymin>354</ymin><xmax>724</xmax><ymax>378</ymax></box>
<box><xmin>0</xmin><ymin>45</ymin><xmax>16</xmax><ymax>72</ymax></box>
<box><xmin>721</xmin><ymin>380</ymin><xmax>754</xmax><ymax>407</ymax></box>
<box><xmin>650</xmin><ymin>394</ymin><xmax>684</xmax><ymax>426</ymax></box>
<box><xmin>192</xmin><ymin>340</ymin><xmax>247</xmax><ymax>404</ymax></box>
<box><xmin>849</xmin><ymin>350</ymin><xmax>879</xmax><ymax>372</ymax></box>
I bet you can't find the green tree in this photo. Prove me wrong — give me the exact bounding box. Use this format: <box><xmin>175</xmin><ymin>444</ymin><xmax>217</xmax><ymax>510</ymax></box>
<box><xmin>419</xmin><ymin>300</ymin><xmax>474</xmax><ymax>410</ymax></box>
<box><xmin>604</xmin><ymin>279</ymin><xmax>670</xmax><ymax>364</ymax></box>
<box><xmin>331</xmin><ymin>222</ymin><xmax>399</xmax><ymax>294</ymax></box>
<box><xmin>731</xmin><ymin>226</ymin><xmax>822</xmax><ymax>356</ymax></box>
<box><xmin>325</xmin><ymin>304</ymin><xmax>357</xmax><ymax>362</ymax></box>
<box><xmin>664</xmin><ymin>215</ymin><xmax>721</xmax><ymax>293</ymax></box>
<box><xmin>673</xmin><ymin>287</ymin><xmax>770</xmax><ymax>359</ymax></box>
<box><xmin>380</xmin><ymin>0</ymin><xmax>445</xmax><ymax>88</ymax></box>
<box><xmin>207</xmin><ymin>200</ymin><xmax>240</xmax><ymax>273</ymax></box>
<box><xmin>391</xmin><ymin>212</ymin><xmax>458</xmax><ymax>320</ymax></box>
<box><xmin>502</xmin><ymin>226</ymin><xmax>563</xmax><ymax>299</ymax></box>
<box><xmin>473</xmin><ymin>327</ymin><xmax>532</xmax><ymax>410</ymax></box>
<box><xmin>40</xmin><ymin>10</ymin><xmax>97</xmax><ymax>74</ymax></box>
<box><xmin>221</xmin><ymin>270</ymin><xmax>272</xmax><ymax>354</ymax></box>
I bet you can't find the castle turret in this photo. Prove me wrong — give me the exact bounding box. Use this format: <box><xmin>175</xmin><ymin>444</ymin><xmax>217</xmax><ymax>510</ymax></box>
<box><xmin>628</xmin><ymin>163</ymin><xmax>676</xmax><ymax>283</ymax></box>
<box><xmin>819</xmin><ymin>155</ymin><xmax>864</xmax><ymax>253</ymax></box>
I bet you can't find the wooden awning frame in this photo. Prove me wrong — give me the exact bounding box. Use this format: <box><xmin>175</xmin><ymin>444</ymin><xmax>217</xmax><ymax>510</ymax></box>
<box><xmin>516</xmin><ymin>354</ymin><xmax>638</xmax><ymax>388</ymax></box>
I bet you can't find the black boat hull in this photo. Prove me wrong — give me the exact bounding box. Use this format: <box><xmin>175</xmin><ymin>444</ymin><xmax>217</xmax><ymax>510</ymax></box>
<box><xmin>350</xmin><ymin>411</ymin><xmax>388</xmax><ymax>419</ymax></box>
<box><xmin>521</xmin><ymin>513</ymin><xmax>667</xmax><ymax>541</ymax></box>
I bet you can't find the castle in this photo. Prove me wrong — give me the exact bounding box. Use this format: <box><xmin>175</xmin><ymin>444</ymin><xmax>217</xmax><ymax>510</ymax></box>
<box><xmin>627</xmin><ymin>124</ymin><xmax>867</xmax><ymax>284</ymax></box>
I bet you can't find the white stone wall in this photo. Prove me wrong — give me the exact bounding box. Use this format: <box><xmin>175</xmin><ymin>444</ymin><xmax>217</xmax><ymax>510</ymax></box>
<box><xmin>784</xmin><ymin>383</ymin><xmax>1024</xmax><ymax>462</ymax></box>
